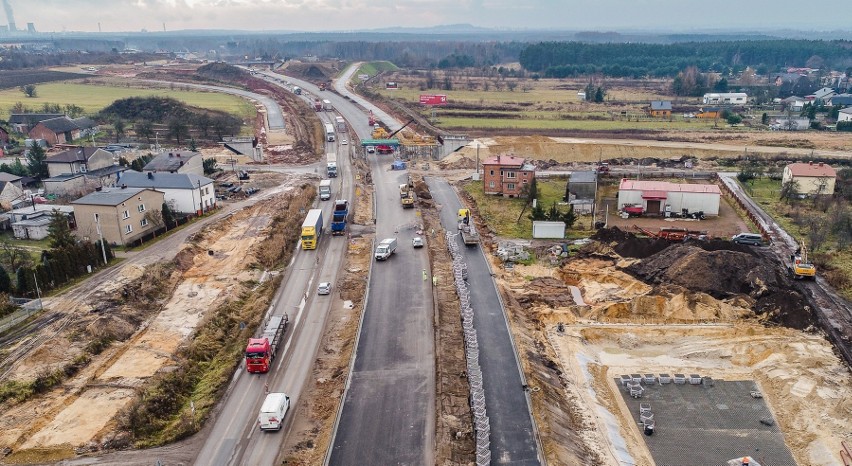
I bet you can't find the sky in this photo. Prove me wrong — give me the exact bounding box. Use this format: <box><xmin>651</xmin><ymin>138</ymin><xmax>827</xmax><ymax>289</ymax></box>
<box><xmin>11</xmin><ymin>0</ymin><xmax>852</xmax><ymax>33</ymax></box>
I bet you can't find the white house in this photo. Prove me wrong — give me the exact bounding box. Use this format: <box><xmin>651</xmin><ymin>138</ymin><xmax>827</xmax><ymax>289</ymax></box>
<box><xmin>782</xmin><ymin>162</ymin><xmax>837</xmax><ymax>195</ymax></box>
<box><xmin>118</xmin><ymin>171</ymin><xmax>215</xmax><ymax>214</ymax></box>
<box><xmin>617</xmin><ymin>179</ymin><xmax>721</xmax><ymax>216</ymax></box>
<box><xmin>838</xmin><ymin>107</ymin><xmax>852</xmax><ymax>123</ymax></box>
<box><xmin>702</xmin><ymin>92</ymin><xmax>748</xmax><ymax>105</ymax></box>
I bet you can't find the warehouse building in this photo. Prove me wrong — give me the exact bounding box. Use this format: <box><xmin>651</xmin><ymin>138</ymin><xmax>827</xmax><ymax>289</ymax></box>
<box><xmin>617</xmin><ymin>179</ymin><xmax>721</xmax><ymax>216</ymax></box>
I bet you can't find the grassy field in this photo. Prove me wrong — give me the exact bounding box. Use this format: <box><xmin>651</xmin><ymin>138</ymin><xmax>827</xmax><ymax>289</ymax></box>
<box><xmin>463</xmin><ymin>178</ymin><xmax>589</xmax><ymax>238</ymax></box>
<box><xmin>0</xmin><ymin>82</ymin><xmax>256</xmax><ymax>120</ymax></box>
<box><xmin>353</xmin><ymin>62</ymin><xmax>400</xmax><ymax>84</ymax></box>
<box><xmin>743</xmin><ymin>177</ymin><xmax>852</xmax><ymax>299</ymax></box>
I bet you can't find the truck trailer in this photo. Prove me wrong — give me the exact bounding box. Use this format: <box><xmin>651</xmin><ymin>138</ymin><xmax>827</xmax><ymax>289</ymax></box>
<box><xmin>319</xmin><ymin>179</ymin><xmax>332</xmax><ymax>201</ymax></box>
<box><xmin>245</xmin><ymin>314</ymin><xmax>289</xmax><ymax>374</ymax></box>
<box><xmin>322</xmin><ymin>99</ymin><xmax>333</xmax><ymax>111</ymax></box>
<box><xmin>331</xmin><ymin>199</ymin><xmax>349</xmax><ymax>235</ymax></box>
<box><xmin>324</xmin><ymin>123</ymin><xmax>335</xmax><ymax>142</ymax></box>
<box><xmin>301</xmin><ymin>209</ymin><xmax>323</xmax><ymax>250</ymax></box>
<box><xmin>335</xmin><ymin>115</ymin><xmax>347</xmax><ymax>133</ymax></box>
<box><xmin>326</xmin><ymin>152</ymin><xmax>338</xmax><ymax>178</ymax></box>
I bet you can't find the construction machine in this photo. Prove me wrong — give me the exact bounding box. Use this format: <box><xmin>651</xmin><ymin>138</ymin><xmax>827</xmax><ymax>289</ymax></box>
<box><xmin>790</xmin><ymin>240</ymin><xmax>816</xmax><ymax>280</ymax></box>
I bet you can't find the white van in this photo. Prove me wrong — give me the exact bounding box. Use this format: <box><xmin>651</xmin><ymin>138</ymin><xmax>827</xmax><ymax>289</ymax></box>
<box><xmin>258</xmin><ymin>392</ymin><xmax>290</xmax><ymax>431</ymax></box>
<box><xmin>375</xmin><ymin>238</ymin><xmax>398</xmax><ymax>261</ymax></box>
<box><xmin>319</xmin><ymin>179</ymin><xmax>332</xmax><ymax>201</ymax></box>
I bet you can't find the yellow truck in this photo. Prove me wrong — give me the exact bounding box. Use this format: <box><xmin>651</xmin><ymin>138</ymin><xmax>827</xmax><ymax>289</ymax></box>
<box><xmin>401</xmin><ymin>191</ymin><xmax>415</xmax><ymax>208</ymax></box>
<box><xmin>790</xmin><ymin>240</ymin><xmax>816</xmax><ymax>280</ymax></box>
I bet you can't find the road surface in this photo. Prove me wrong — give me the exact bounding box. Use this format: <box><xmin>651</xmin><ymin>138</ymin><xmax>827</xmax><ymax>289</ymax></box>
<box><xmin>428</xmin><ymin>177</ymin><xmax>542</xmax><ymax>465</ymax></box>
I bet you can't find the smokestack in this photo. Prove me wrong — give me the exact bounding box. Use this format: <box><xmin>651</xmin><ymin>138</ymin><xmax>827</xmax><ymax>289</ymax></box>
<box><xmin>2</xmin><ymin>0</ymin><xmax>15</xmax><ymax>32</ymax></box>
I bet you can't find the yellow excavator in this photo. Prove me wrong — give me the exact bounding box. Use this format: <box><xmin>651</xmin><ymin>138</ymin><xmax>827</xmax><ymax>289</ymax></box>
<box><xmin>790</xmin><ymin>240</ymin><xmax>816</xmax><ymax>280</ymax></box>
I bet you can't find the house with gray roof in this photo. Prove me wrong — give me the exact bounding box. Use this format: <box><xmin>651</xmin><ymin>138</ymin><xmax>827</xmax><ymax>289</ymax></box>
<box><xmin>43</xmin><ymin>147</ymin><xmax>127</xmax><ymax>196</ymax></box>
<box><xmin>838</xmin><ymin>107</ymin><xmax>852</xmax><ymax>123</ymax></box>
<box><xmin>118</xmin><ymin>171</ymin><xmax>215</xmax><ymax>214</ymax></box>
<box><xmin>8</xmin><ymin>113</ymin><xmax>64</xmax><ymax>133</ymax></box>
<box><xmin>827</xmin><ymin>94</ymin><xmax>852</xmax><ymax>107</ymax></box>
<box><xmin>648</xmin><ymin>101</ymin><xmax>672</xmax><ymax>118</ymax></box>
<box><xmin>28</xmin><ymin>116</ymin><xmax>83</xmax><ymax>145</ymax></box>
<box><xmin>143</xmin><ymin>151</ymin><xmax>203</xmax><ymax>176</ymax></box>
<box><xmin>72</xmin><ymin>187</ymin><xmax>165</xmax><ymax>246</ymax></box>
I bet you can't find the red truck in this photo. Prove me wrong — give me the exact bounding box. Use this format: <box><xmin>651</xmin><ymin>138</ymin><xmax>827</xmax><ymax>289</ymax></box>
<box><xmin>368</xmin><ymin>111</ymin><xmax>377</xmax><ymax>126</ymax></box>
<box><xmin>245</xmin><ymin>314</ymin><xmax>289</xmax><ymax>373</ymax></box>
<box><xmin>313</xmin><ymin>99</ymin><xmax>323</xmax><ymax>112</ymax></box>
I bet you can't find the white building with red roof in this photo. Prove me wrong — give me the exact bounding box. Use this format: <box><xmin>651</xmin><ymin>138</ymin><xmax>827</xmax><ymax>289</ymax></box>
<box><xmin>782</xmin><ymin>162</ymin><xmax>837</xmax><ymax>195</ymax></box>
<box><xmin>617</xmin><ymin>179</ymin><xmax>721</xmax><ymax>216</ymax></box>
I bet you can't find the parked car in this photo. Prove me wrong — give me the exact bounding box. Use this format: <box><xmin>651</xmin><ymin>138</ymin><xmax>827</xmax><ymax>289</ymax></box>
<box><xmin>340</xmin><ymin>138</ymin><xmax>348</xmax><ymax>145</ymax></box>
<box><xmin>732</xmin><ymin>233</ymin><xmax>764</xmax><ymax>246</ymax></box>
<box><xmin>412</xmin><ymin>237</ymin><xmax>424</xmax><ymax>248</ymax></box>
<box><xmin>317</xmin><ymin>282</ymin><xmax>332</xmax><ymax>295</ymax></box>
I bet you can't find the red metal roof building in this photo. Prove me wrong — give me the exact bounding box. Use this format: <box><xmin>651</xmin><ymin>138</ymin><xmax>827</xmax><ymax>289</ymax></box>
<box><xmin>617</xmin><ymin>179</ymin><xmax>721</xmax><ymax>216</ymax></box>
<box><xmin>481</xmin><ymin>155</ymin><xmax>535</xmax><ymax>197</ymax></box>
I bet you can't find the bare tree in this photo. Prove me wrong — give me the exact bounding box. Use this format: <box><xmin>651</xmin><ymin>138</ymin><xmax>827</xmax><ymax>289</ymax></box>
<box><xmin>806</xmin><ymin>216</ymin><xmax>830</xmax><ymax>252</ymax></box>
<box><xmin>144</xmin><ymin>209</ymin><xmax>165</xmax><ymax>237</ymax></box>
<box><xmin>0</xmin><ymin>241</ymin><xmax>33</xmax><ymax>272</ymax></box>
<box><xmin>780</xmin><ymin>179</ymin><xmax>800</xmax><ymax>203</ymax></box>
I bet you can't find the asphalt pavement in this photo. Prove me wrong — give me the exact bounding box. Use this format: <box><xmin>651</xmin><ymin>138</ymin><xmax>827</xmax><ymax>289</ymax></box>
<box><xmin>428</xmin><ymin>177</ymin><xmax>542</xmax><ymax>465</ymax></box>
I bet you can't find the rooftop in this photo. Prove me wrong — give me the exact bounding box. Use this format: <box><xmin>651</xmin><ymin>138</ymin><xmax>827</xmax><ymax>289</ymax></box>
<box><xmin>143</xmin><ymin>151</ymin><xmax>201</xmax><ymax>172</ymax></box>
<box><xmin>650</xmin><ymin>101</ymin><xmax>672</xmax><ymax>110</ymax></box>
<box><xmin>119</xmin><ymin>171</ymin><xmax>214</xmax><ymax>190</ymax></box>
<box><xmin>46</xmin><ymin>147</ymin><xmax>108</xmax><ymax>164</ymax></box>
<box><xmin>482</xmin><ymin>155</ymin><xmax>526</xmax><ymax>168</ymax></box>
<box><xmin>72</xmin><ymin>187</ymin><xmax>160</xmax><ymax>206</ymax></box>
<box><xmin>786</xmin><ymin>162</ymin><xmax>836</xmax><ymax>178</ymax></box>
<box><xmin>619</xmin><ymin>179</ymin><xmax>721</xmax><ymax>194</ymax></box>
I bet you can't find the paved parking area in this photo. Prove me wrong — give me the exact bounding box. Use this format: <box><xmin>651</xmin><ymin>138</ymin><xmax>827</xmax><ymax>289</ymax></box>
<box><xmin>615</xmin><ymin>378</ymin><xmax>797</xmax><ymax>466</ymax></box>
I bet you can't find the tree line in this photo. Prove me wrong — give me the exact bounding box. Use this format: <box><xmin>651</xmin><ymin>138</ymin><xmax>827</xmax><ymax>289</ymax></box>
<box><xmin>519</xmin><ymin>40</ymin><xmax>852</xmax><ymax>78</ymax></box>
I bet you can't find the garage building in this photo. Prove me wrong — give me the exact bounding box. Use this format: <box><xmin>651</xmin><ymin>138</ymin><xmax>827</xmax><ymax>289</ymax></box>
<box><xmin>617</xmin><ymin>179</ymin><xmax>721</xmax><ymax>216</ymax></box>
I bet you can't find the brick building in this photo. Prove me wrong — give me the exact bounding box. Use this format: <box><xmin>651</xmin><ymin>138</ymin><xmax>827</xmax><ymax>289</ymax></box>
<box><xmin>481</xmin><ymin>155</ymin><xmax>535</xmax><ymax>198</ymax></box>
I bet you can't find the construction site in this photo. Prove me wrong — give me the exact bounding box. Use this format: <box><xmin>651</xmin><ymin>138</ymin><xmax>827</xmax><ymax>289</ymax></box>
<box><xmin>484</xmin><ymin>227</ymin><xmax>851</xmax><ymax>466</ymax></box>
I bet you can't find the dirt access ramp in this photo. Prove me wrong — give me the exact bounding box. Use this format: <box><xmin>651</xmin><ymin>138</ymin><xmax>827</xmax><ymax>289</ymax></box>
<box><xmin>493</xmin><ymin>230</ymin><xmax>848</xmax><ymax>466</ymax></box>
<box><xmin>0</xmin><ymin>187</ymin><xmax>299</xmax><ymax>457</ymax></box>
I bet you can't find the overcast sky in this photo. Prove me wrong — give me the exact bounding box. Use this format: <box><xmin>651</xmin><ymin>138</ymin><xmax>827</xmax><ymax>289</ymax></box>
<box><xmin>11</xmin><ymin>0</ymin><xmax>852</xmax><ymax>33</ymax></box>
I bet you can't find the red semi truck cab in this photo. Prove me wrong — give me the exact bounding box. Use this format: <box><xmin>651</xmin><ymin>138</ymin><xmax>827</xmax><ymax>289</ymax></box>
<box><xmin>245</xmin><ymin>338</ymin><xmax>272</xmax><ymax>373</ymax></box>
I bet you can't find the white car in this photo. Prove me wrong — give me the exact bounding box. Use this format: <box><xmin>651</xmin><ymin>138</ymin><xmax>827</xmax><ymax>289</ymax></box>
<box><xmin>412</xmin><ymin>237</ymin><xmax>424</xmax><ymax>248</ymax></box>
<box><xmin>366</xmin><ymin>146</ymin><xmax>376</xmax><ymax>154</ymax></box>
<box><xmin>340</xmin><ymin>138</ymin><xmax>348</xmax><ymax>145</ymax></box>
<box><xmin>317</xmin><ymin>282</ymin><xmax>332</xmax><ymax>295</ymax></box>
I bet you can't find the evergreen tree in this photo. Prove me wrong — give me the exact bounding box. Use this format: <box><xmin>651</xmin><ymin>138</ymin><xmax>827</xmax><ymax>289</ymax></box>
<box><xmin>26</xmin><ymin>143</ymin><xmax>49</xmax><ymax>179</ymax></box>
<box><xmin>189</xmin><ymin>138</ymin><xmax>198</xmax><ymax>152</ymax></box>
<box><xmin>0</xmin><ymin>265</ymin><xmax>11</xmax><ymax>293</ymax></box>
<box><xmin>594</xmin><ymin>87</ymin><xmax>605</xmax><ymax>103</ymax></box>
<box><xmin>528</xmin><ymin>202</ymin><xmax>546</xmax><ymax>221</ymax></box>
<box><xmin>560</xmin><ymin>205</ymin><xmax>577</xmax><ymax>228</ymax></box>
<box><xmin>47</xmin><ymin>211</ymin><xmax>77</xmax><ymax>250</ymax></box>
<box><xmin>547</xmin><ymin>202</ymin><xmax>560</xmax><ymax>221</ymax></box>
<box><xmin>161</xmin><ymin>202</ymin><xmax>176</xmax><ymax>229</ymax></box>
<box><xmin>16</xmin><ymin>266</ymin><xmax>31</xmax><ymax>295</ymax></box>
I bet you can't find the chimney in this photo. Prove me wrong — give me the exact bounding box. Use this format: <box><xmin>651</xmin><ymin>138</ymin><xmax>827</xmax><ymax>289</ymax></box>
<box><xmin>819</xmin><ymin>162</ymin><xmax>824</xmax><ymax>166</ymax></box>
<box><xmin>809</xmin><ymin>161</ymin><xmax>813</xmax><ymax>165</ymax></box>
<box><xmin>169</xmin><ymin>153</ymin><xmax>174</xmax><ymax>158</ymax></box>
<box><xmin>121</xmin><ymin>184</ymin><xmax>127</xmax><ymax>189</ymax></box>
<box><xmin>176</xmin><ymin>153</ymin><xmax>181</xmax><ymax>158</ymax></box>
<box><xmin>147</xmin><ymin>172</ymin><xmax>153</xmax><ymax>179</ymax></box>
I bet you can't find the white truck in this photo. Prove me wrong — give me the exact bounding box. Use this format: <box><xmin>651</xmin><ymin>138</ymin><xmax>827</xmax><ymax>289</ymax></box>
<box><xmin>322</xmin><ymin>99</ymin><xmax>333</xmax><ymax>111</ymax></box>
<box><xmin>258</xmin><ymin>392</ymin><xmax>290</xmax><ymax>431</ymax></box>
<box><xmin>325</xmin><ymin>123</ymin><xmax>335</xmax><ymax>142</ymax></box>
<box><xmin>319</xmin><ymin>179</ymin><xmax>332</xmax><ymax>201</ymax></box>
<box><xmin>326</xmin><ymin>152</ymin><xmax>338</xmax><ymax>178</ymax></box>
<box><xmin>335</xmin><ymin>115</ymin><xmax>346</xmax><ymax>133</ymax></box>
<box><xmin>374</xmin><ymin>238</ymin><xmax>398</xmax><ymax>261</ymax></box>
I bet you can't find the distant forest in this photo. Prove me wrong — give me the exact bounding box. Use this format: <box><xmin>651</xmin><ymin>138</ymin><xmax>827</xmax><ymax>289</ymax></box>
<box><xmin>519</xmin><ymin>40</ymin><xmax>852</xmax><ymax>78</ymax></box>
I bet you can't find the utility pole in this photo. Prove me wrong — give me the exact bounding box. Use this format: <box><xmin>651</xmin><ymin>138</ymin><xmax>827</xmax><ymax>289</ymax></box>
<box><xmin>94</xmin><ymin>213</ymin><xmax>108</xmax><ymax>265</ymax></box>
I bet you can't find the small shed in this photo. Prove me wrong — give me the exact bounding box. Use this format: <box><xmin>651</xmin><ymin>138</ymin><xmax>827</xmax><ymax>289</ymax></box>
<box><xmin>617</xmin><ymin>179</ymin><xmax>721</xmax><ymax>216</ymax></box>
<box><xmin>648</xmin><ymin>101</ymin><xmax>672</xmax><ymax>118</ymax></box>
<box><xmin>565</xmin><ymin>171</ymin><xmax>597</xmax><ymax>201</ymax></box>
<box><xmin>12</xmin><ymin>214</ymin><xmax>52</xmax><ymax>240</ymax></box>
<box><xmin>532</xmin><ymin>221</ymin><xmax>566</xmax><ymax>239</ymax></box>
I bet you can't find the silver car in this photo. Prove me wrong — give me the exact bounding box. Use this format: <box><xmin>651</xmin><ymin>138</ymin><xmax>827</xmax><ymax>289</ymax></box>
<box><xmin>412</xmin><ymin>237</ymin><xmax>424</xmax><ymax>248</ymax></box>
<box><xmin>317</xmin><ymin>282</ymin><xmax>332</xmax><ymax>295</ymax></box>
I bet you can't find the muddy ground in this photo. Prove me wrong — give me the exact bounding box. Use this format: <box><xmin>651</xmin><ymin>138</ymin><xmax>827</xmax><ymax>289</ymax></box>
<box><xmin>491</xmin><ymin>228</ymin><xmax>849</xmax><ymax>466</ymax></box>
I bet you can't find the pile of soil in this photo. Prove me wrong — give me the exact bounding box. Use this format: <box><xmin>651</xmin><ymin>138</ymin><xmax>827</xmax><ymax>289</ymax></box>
<box><xmin>627</xmin><ymin>243</ymin><xmax>814</xmax><ymax>329</ymax></box>
<box><xmin>516</xmin><ymin>277</ymin><xmax>575</xmax><ymax>308</ymax></box>
<box><xmin>591</xmin><ymin>227</ymin><xmax>757</xmax><ymax>259</ymax></box>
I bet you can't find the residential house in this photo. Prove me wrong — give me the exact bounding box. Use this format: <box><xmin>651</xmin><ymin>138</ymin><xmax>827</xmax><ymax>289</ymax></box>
<box><xmin>481</xmin><ymin>155</ymin><xmax>535</xmax><ymax>198</ymax></box>
<box><xmin>0</xmin><ymin>172</ymin><xmax>24</xmax><ymax>190</ymax></box>
<box><xmin>781</xmin><ymin>96</ymin><xmax>806</xmax><ymax>112</ymax></box>
<box><xmin>72</xmin><ymin>187</ymin><xmax>165</xmax><ymax>246</ymax></box>
<box><xmin>648</xmin><ymin>101</ymin><xmax>672</xmax><ymax>118</ymax></box>
<box><xmin>807</xmin><ymin>87</ymin><xmax>836</xmax><ymax>103</ymax></box>
<box><xmin>774</xmin><ymin>118</ymin><xmax>811</xmax><ymax>131</ymax></box>
<box><xmin>8</xmin><ymin>113</ymin><xmax>64</xmax><ymax>133</ymax></box>
<box><xmin>773</xmin><ymin>73</ymin><xmax>805</xmax><ymax>87</ymax></box>
<box><xmin>838</xmin><ymin>107</ymin><xmax>852</xmax><ymax>122</ymax></box>
<box><xmin>28</xmin><ymin>116</ymin><xmax>82</xmax><ymax>145</ymax></box>
<box><xmin>43</xmin><ymin>147</ymin><xmax>127</xmax><ymax>196</ymax></box>
<box><xmin>617</xmin><ymin>179</ymin><xmax>721</xmax><ymax>216</ymax></box>
<box><xmin>143</xmin><ymin>151</ymin><xmax>204</xmax><ymax>176</ymax></box>
<box><xmin>118</xmin><ymin>171</ymin><xmax>216</xmax><ymax>214</ymax></box>
<box><xmin>565</xmin><ymin>170</ymin><xmax>597</xmax><ymax>214</ymax></box>
<box><xmin>6</xmin><ymin>205</ymin><xmax>75</xmax><ymax>240</ymax></box>
<box><xmin>827</xmin><ymin>94</ymin><xmax>852</xmax><ymax>107</ymax></box>
<box><xmin>782</xmin><ymin>162</ymin><xmax>837</xmax><ymax>195</ymax></box>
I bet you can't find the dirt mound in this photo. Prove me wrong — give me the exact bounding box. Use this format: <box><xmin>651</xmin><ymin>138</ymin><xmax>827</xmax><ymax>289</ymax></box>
<box><xmin>590</xmin><ymin>227</ymin><xmax>757</xmax><ymax>259</ymax></box>
<box><xmin>628</xmin><ymin>244</ymin><xmax>775</xmax><ymax>298</ymax></box>
<box><xmin>516</xmin><ymin>277</ymin><xmax>575</xmax><ymax>308</ymax></box>
<box><xmin>281</xmin><ymin>62</ymin><xmax>338</xmax><ymax>81</ymax></box>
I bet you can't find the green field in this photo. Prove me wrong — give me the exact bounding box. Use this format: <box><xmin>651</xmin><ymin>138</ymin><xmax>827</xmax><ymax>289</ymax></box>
<box><xmin>463</xmin><ymin>178</ymin><xmax>588</xmax><ymax>238</ymax></box>
<box><xmin>0</xmin><ymin>82</ymin><xmax>256</xmax><ymax>120</ymax></box>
